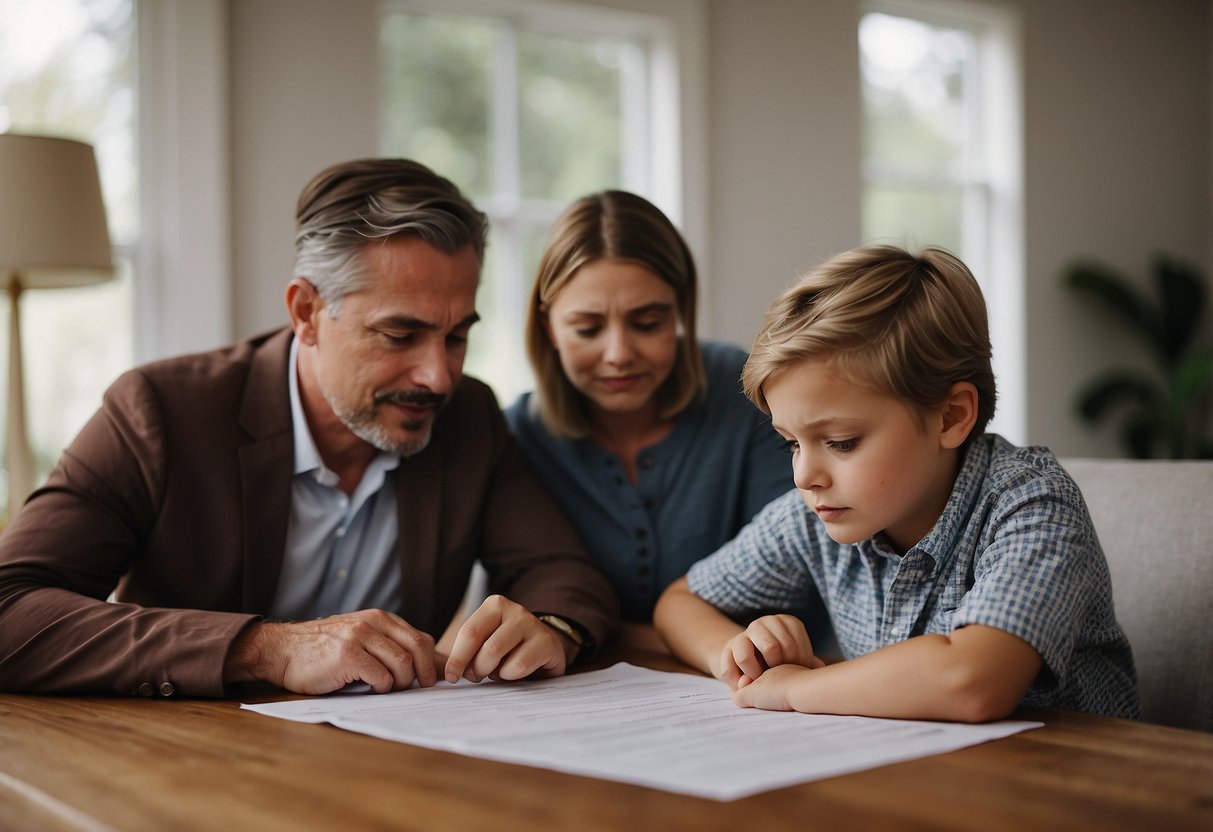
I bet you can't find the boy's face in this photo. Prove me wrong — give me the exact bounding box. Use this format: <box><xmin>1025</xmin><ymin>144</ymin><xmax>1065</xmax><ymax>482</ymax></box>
<box><xmin>764</xmin><ymin>358</ymin><xmax>962</xmax><ymax>554</ymax></box>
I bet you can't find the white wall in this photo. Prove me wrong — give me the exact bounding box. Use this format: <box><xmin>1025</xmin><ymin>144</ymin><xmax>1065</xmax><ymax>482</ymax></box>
<box><xmin>229</xmin><ymin>0</ymin><xmax>381</xmax><ymax>337</ymax></box>
<box><xmin>210</xmin><ymin>0</ymin><xmax>1211</xmax><ymax>457</ymax></box>
<box><xmin>705</xmin><ymin>0</ymin><xmax>863</xmax><ymax>348</ymax></box>
<box><xmin>1017</xmin><ymin>0</ymin><xmax>1211</xmax><ymax>455</ymax></box>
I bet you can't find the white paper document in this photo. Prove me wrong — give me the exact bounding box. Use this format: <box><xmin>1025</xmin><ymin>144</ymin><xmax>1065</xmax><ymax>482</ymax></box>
<box><xmin>242</xmin><ymin>663</ymin><xmax>1041</xmax><ymax>801</ymax></box>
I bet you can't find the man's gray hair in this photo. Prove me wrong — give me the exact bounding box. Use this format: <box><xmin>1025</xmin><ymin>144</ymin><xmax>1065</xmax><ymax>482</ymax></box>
<box><xmin>293</xmin><ymin>158</ymin><xmax>488</xmax><ymax>315</ymax></box>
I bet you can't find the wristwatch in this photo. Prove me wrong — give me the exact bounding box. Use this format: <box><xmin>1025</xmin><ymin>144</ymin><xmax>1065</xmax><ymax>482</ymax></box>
<box><xmin>536</xmin><ymin>613</ymin><xmax>587</xmax><ymax>657</ymax></box>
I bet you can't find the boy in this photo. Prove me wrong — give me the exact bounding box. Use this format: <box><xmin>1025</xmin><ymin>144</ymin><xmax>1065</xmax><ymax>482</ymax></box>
<box><xmin>654</xmin><ymin>245</ymin><xmax>1138</xmax><ymax>722</ymax></box>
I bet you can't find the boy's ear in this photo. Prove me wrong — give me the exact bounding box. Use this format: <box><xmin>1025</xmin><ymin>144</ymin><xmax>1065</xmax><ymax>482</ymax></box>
<box><xmin>939</xmin><ymin>381</ymin><xmax>979</xmax><ymax>449</ymax></box>
<box><xmin>286</xmin><ymin>278</ymin><xmax>324</xmax><ymax>347</ymax></box>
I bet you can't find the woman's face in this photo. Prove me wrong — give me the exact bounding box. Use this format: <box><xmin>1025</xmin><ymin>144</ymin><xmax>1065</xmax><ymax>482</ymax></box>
<box><xmin>543</xmin><ymin>259</ymin><xmax>680</xmax><ymax>424</ymax></box>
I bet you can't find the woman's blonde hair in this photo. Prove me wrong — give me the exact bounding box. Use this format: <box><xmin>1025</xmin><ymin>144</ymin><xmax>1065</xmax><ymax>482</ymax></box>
<box><xmin>743</xmin><ymin>245</ymin><xmax>996</xmax><ymax>440</ymax></box>
<box><xmin>525</xmin><ymin>191</ymin><xmax>706</xmax><ymax>438</ymax></box>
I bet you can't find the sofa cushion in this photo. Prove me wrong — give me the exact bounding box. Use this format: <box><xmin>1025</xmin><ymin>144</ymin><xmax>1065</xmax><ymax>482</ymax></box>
<box><xmin>1061</xmin><ymin>458</ymin><xmax>1213</xmax><ymax>732</ymax></box>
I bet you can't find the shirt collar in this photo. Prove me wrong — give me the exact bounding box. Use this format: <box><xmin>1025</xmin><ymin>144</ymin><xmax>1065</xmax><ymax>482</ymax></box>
<box><xmin>288</xmin><ymin>336</ymin><xmax>324</xmax><ymax>478</ymax></box>
<box><xmin>915</xmin><ymin>436</ymin><xmax>993</xmax><ymax>565</ymax></box>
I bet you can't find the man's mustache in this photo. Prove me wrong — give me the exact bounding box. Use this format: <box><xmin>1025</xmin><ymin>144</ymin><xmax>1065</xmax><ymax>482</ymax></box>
<box><xmin>374</xmin><ymin>389</ymin><xmax>448</xmax><ymax>408</ymax></box>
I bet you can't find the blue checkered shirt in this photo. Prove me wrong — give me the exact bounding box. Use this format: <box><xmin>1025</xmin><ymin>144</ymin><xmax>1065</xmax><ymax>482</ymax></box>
<box><xmin>687</xmin><ymin>434</ymin><xmax>1139</xmax><ymax>718</ymax></box>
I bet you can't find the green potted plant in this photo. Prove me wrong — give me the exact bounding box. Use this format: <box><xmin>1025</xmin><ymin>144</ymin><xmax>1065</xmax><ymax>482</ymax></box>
<box><xmin>1064</xmin><ymin>254</ymin><xmax>1213</xmax><ymax>459</ymax></box>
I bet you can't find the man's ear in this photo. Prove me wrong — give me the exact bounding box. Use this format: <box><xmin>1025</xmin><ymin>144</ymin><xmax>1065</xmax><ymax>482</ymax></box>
<box><xmin>286</xmin><ymin>278</ymin><xmax>324</xmax><ymax>346</ymax></box>
<box><xmin>939</xmin><ymin>381</ymin><xmax>979</xmax><ymax>449</ymax></box>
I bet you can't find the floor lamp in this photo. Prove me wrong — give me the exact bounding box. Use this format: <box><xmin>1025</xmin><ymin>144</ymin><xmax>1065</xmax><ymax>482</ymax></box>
<box><xmin>0</xmin><ymin>134</ymin><xmax>113</xmax><ymax>523</ymax></box>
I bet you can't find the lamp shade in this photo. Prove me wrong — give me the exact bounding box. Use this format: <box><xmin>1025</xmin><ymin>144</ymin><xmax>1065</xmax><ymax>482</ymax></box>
<box><xmin>0</xmin><ymin>133</ymin><xmax>113</xmax><ymax>287</ymax></box>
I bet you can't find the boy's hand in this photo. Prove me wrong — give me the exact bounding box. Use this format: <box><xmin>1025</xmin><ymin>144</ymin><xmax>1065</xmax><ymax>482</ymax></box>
<box><xmin>714</xmin><ymin>614</ymin><xmax>825</xmax><ymax>689</ymax></box>
<box><xmin>733</xmin><ymin>664</ymin><xmax>813</xmax><ymax>711</ymax></box>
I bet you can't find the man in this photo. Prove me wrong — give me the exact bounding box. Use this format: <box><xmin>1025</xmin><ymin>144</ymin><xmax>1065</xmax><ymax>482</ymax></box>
<box><xmin>0</xmin><ymin>159</ymin><xmax>618</xmax><ymax>697</ymax></box>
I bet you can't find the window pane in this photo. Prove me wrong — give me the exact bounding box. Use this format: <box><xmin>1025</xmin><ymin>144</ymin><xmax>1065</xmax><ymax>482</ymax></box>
<box><xmin>380</xmin><ymin>4</ymin><xmax>643</xmax><ymax>406</ymax></box>
<box><xmin>860</xmin><ymin>12</ymin><xmax>970</xmax><ymax>177</ymax></box>
<box><xmin>518</xmin><ymin>30</ymin><xmax>622</xmax><ymax>201</ymax></box>
<box><xmin>22</xmin><ymin>259</ymin><xmax>133</xmax><ymax>471</ymax></box>
<box><xmin>380</xmin><ymin>11</ymin><xmax>493</xmax><ymax>197</ymax></box>
<box><xmin>464</xmin><ymin>237</ymin><xmax>507</xmax><ymax>398</ymax></box>
<box><xmin>863</xmin><ymin>184</ymin><xmax>963</xmax><ymax>254</ymax></box>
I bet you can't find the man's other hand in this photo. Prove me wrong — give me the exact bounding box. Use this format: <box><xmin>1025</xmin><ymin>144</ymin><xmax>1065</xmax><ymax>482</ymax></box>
<box><xmin>443</xmin><ymin>595</ymin><xmax>574</xmax><ymax>684</ymax></box>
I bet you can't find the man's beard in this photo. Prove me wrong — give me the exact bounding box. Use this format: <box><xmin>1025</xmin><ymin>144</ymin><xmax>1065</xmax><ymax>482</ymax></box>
<box><xmin>325</xmin><ymin>388</ymin><xmax>448</xmax><ymax>457</ymax></box>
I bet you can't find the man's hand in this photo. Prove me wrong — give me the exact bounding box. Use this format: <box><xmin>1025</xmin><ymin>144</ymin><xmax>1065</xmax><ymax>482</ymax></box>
<box><xmin>224</xmin><ymin>609</ymin><xmax>437</xmax><ymax>694</ymax></box>
<box><xmin>715</xmin><ymin>614</ymin><xmax>825</xmax><ymax>689</ymax></box>
<box><xmin>443</xmin><ymin>595</ymin><xmax>573</xmax><ymax>684</ymax></box>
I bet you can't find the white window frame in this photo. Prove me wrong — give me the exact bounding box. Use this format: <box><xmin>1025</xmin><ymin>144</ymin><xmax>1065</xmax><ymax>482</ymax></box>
<box><xmin>861</xmin><ymin>0</ymin><xmax>1024</xmax><ymax>443</ymax></box>
<box><xmin>379</xmin><ymin>0</ymin><xmax>701</xmax><ymax>402</ymax></box>
<box><xmin>136</xmin><ymin>0</ymin><xmax>231</xmax><ymax>362</ymax></box>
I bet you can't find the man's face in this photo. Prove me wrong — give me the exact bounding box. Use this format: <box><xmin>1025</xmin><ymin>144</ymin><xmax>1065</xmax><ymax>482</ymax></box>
<box><xmin>295</xmin><ymin>236</ymin><xmax>480</xmax><ymax>458</ymax></box>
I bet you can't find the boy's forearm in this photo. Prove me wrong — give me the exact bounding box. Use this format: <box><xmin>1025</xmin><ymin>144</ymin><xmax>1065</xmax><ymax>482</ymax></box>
<box><xmin>764</xmin><ymin>625</ymin><xmax>1041</xmax><ymax>722</ymax></box>
<box><xmin>653</xmin><ymin>578</ymin><xmax>743</xmax><ymax>675</ymax></box>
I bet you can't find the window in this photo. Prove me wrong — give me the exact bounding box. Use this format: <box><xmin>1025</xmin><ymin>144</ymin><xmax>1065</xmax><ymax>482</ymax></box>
<box><xmin>860</xmin><ymin>0</ymin><xmax>1023</xmax><ymax>442</ymax></box>
<box><xmin>379</xmin><ymin>0</ymin><xmax>678</xmax><ymax>406</ymax></box>
<box><xmin>0</xmin><ymin>0</ymin><xmax>136</xmax><ymax>523</ymax></box>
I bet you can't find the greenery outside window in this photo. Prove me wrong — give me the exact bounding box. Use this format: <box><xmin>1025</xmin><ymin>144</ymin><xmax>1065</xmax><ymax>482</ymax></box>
<box><xmin>860</xmin><ymin>0</ymin><xmax>1023</xmax><ymax>442</ymax></box>
<box><xmin>379</xmin><ymin>0</ymin><xmax>675</xmax><ymax>406</ymax></box>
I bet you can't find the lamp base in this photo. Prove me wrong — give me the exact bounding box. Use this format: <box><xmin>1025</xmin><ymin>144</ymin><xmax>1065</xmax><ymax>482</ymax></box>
<box><xmin>5</xmin><ymin>274</ymin><xmax>35</xmax><ymax>521</ymax></box>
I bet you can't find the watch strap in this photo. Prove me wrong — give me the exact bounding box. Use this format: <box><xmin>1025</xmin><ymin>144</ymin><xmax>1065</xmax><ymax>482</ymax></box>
<box><xmin>536</xmin><ymin>613</ymin><xmax>589</xmax><ymax>657</ymax></box>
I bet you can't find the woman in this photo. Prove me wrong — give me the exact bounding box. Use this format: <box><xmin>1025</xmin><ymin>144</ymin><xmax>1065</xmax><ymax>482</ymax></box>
<box><xmin>503</xmin><ymin>190</ymin><xmax>794</xmax><ymax>621</ymax></box>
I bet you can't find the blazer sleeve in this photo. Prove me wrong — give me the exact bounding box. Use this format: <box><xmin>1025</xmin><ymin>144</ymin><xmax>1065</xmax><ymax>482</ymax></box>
<box><xmin>0</xmin><ymin>369</ymin><xmax>256</xmax><ymax>696</ymax></box>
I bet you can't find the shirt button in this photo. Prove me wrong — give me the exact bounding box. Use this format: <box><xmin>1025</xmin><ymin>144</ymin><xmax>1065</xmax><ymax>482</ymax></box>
<box><xmin>637</xmin><ymin>547</ymin><xmax>649</xmax><ymax>558</ymax></box>
<box><xmin>159</xmin><ymin>682</ymin><xmax>175</xmax><ymax>697</ymax></box>
<box><xmin>138</xmin><ymin>682</ymin><xmax>155</xmax><ymax>697</ymax></box>
<box><xmin>638</xmin><ymin>565</ymin><xmax>650</xmax><ymax>576</ymax></box>
<box><xmin>641</xmin><ymin>457</ymin><xmax>654</xmax><ymax>469</ymax></box>
<box><xmin>643</xmin><ymin>497</ymin><xmax>654</xmax><ymax>509</ymax></box>
<box><xmin>613</xmin><ymin>475</ymin><xmax>624</xmax><ymax>486</ymax></box>
<box><xmin>635</xmin><ymin>528</ymin><xmax>647</xmax><ymax>540</ymax></box>
<box><xmin>336</xmin><ymin>568</ymin><xmax>348</xmax><ymax>579</ymax></box>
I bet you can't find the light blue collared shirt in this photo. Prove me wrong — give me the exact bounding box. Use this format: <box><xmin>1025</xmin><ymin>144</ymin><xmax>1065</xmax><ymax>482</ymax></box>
<box><xmin>268</xmin><ymin>338</ymin><xmax>403</xmax><ymax>620</ymax></box>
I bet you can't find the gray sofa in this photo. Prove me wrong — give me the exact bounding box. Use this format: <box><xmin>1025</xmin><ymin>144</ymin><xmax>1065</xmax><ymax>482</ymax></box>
<box><xmin>1061</xmin><ymin>458</ymin><xmax>1213</xmax><ymax>732</ymax></box>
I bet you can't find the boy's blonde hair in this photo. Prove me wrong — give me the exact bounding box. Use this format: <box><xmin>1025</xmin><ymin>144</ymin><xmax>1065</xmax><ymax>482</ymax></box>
<box><xmin>743</xmin><ymin>245</ymin><xmax>996</xmax><ymax>439</ymax></box>
<box><xmin>525</xmin><ymin>190</ymin><xmax>707</xmax><ymax>438</ymax></box>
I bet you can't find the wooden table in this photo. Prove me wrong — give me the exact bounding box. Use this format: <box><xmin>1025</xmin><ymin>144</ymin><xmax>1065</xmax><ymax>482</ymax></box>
<box><xmin>2</xmin><ymin>645</ymin><xmax>1211</xmax><ymax>832</ymax></box>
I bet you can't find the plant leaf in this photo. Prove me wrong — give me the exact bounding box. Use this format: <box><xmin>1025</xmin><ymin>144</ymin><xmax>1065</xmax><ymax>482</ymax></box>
<box><xmin>1172</xmin><ymin>349</ymin><xmax>1213</xmax><ymax>408</ymax></box>
<box><xmin>1121</xmin><ymin>414</ymin><xmax>1160</xmax><ymax>459</ymax></box>
<box><xmin>1074</xmin><ymin>371</ymin><xmax>1164</xmax><ymax>423</ymax></box>
<box><xmin>1155</xmin><ymin>253</ymin><xmax>1207</xmax><ymax>363</ymax></box>
<box><xmin>1065</xmin><ymin>261</ymin><xmax>1163</xmax><ymax>356</ymax></box>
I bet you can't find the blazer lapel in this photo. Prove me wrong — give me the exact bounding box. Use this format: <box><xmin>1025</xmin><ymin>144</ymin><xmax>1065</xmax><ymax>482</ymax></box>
<box><xmin>396</xmin><ymin>439</ymin><xmax>442</xmax><ymax>631</ymax></box>
<box><xmin>236</xmin><ymin>328</ymin><xmax>295</xmax><ymax>613</ymax></box>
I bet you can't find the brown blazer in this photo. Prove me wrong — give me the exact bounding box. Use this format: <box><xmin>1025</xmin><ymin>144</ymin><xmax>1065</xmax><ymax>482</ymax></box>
<box><xmin>0</xmin><ymin>328</ymin><xmax>618</xmax><ymax>696</ymax></box>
